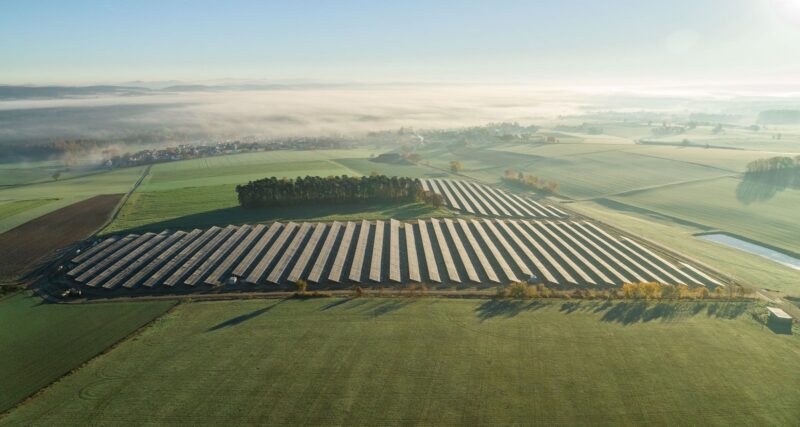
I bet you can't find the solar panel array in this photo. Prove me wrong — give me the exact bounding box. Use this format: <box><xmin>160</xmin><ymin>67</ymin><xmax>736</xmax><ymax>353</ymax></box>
<box><xmin>67</xmin><ymin>220</ymin><xmax>721</xmax><ymax>291</ymax></box>
<box><xmin>420</xmin><ymin>178</ymin><xmax>567</xmax><ymax>218</ymax></box>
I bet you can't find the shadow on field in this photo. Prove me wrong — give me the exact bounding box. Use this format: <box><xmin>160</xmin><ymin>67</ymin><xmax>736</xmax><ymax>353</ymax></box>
<box><xmin>320</xmin><ymin>297</ymin><xmax>353</xmax><ymax>311</ymax></box>
<box><xmin>319</xmin><ymin>297</ymin><xmax>415</xmax><ymax>318</ymax></box>
<box><xmin>207</xmin><ymin>302</ymin><xmax>281</xmax><ymax>332</ymax></box>
<box><xmin>736</xmin><ymin>168</ymin><xmax>799</xmax><ymax>204</ymax></box>
<box><xmin>554</xmin><ymin>301</ymin><xmax>750</xmax><ymax>325</ymax></box>
<box><xmin>475</xmin><ymin>299</ymin><xmax>547</xmax><ymax>321</ymax></box>
<box><xmin>766</xmin><ymin>319</ymin><xmax>793</xmax><ymax>335</ymax></box>
<box><xmin>114</xmin><ymin>201</ymin><xmax>448</xmax><ymax>234</ymax></box>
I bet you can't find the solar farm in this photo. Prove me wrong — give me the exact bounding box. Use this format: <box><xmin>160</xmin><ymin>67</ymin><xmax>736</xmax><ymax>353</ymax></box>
<box><xmin>65</xmin><ymin>215</ymin><xmax>724</xmax><ymax>293</ymax></box>
<box><xmin>420</xmin><ymin>178</ymin><xmax>568</xmax><ymax>218</ymax></box>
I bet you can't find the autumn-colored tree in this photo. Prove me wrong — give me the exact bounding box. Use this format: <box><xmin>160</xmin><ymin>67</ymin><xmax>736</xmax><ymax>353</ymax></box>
<box><xmin>450</xmin><ymin>160</ymin><xmax>463</xmax><ymax>173</ymax></box>
<box><xmin>622</xmin><ymin>283</ymin><xmax>638</xmax><ymax>298</ymax></box>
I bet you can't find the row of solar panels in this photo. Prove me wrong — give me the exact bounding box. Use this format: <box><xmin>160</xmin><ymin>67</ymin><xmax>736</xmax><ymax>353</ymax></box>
<box><xmin>67</xmin><ymin>219</ymin><xmax>723</xmax><ymax>290</ymax></box>
<box><xmin>420</xmin><ymin>178</ymin><xmax>567</xmax><ymax>218</ymax></box>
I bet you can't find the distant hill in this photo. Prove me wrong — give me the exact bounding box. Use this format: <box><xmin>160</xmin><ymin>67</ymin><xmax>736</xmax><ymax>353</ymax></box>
<box><xmin>0</xmin><ymin>82</ymin><xmax>354</xmax><ymax>100</ymax></box>
<box><xmin>757</xmin><ymin>110</ymin><xmax>800</xmax><ymax>125</ymax></box>
<box><xmin>0</xmin><ymin>85</ymin><xmax>152</xmax><ymax>100</ymax></box>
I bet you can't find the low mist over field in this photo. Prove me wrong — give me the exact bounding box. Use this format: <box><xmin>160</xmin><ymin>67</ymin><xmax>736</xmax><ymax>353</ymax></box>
<box><xmin>2</xmin><ymin>82</ymin><xmax>800</xmax><ymax>151</ymax></box>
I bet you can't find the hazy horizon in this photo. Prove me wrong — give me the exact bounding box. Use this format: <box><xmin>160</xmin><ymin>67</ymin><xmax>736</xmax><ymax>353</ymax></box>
<box><xmin>3</xmin><ymin>0</ymin><xmax>800</xmax><ymax>86</ymax></box>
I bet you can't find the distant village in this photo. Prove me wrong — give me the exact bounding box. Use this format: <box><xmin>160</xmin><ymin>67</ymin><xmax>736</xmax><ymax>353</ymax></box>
<box><xmin>107</xmin><ymin>137</ymin><xmax>352</xmax><ymax>168</ymax></box>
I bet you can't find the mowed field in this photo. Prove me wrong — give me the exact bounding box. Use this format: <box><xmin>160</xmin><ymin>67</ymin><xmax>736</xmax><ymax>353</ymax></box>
<box><xmin>0</xmin><ymin>293</ymin><xmax>175</xmax><ymax>413</ymax></box>
<box><xmin>420</xmin><ymin>143</ymin><xmax>743</xmax><ymax>199</ymax></box>
<box><xmin>3</xmin><ymin>298</ymin><xmax>798</xmax><ymax>425</ymax></box>
<box><xmin>610</xmin><ymin>176</ymin><xmax>800</xmax><ymax>255</ymax></box>
<box><xmin>105</xmin><ymin>149</ymin><xmax>454</xmax><ymax>233</ymax></box>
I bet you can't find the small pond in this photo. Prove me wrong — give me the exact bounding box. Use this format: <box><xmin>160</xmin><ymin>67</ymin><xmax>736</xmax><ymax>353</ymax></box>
<box><xmin>699</xmin><ymin>233</ymin><xmax>800</xmax><ymax>271</ymax></box>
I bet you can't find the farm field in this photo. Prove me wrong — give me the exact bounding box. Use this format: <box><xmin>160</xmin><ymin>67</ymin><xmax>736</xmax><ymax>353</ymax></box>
<box><xmin>424</xmin><ymin>143</ymin><xmax>735</xmax><ymax>199</ymax></box>
<box><xmin>0</xmin><ymin>166</ymin><xmax>145</xmax><ymax>234</ymax></box>
<box><xmin>0</xmin><ymin>199</ymin><xmax>57</xmax><ymax>222</ymax></box>
<box><xmin>3</xmin><ymin>298</ymin><xmax>797</xmax><ymax>425</ymax></box>
<box><xmin>0</xmin><ymin>195</ymin><xmax>123</xmax><ymax>281</ymax></box>
<box><xmin>333</xmin><ymin>157</ymin><xmax>449</xmax><ymax>178</ymax></box>
<box><xmin>137</xmin><ymin>149</ymin><xmax>386</xmax><ymax>192</ymax></box>
<box><xmin>0</xmin><ymin>293</ymin><xmax>175</xmax><ymax>413</ymax></box>
<box><xmin>104</xmin><ymin>184</ymin><xmax>453</xmax><ymax>234</ymax></box>
<box><xmin>610</xmin><ymin>176</ymin><xmax>800</xmax><ymax>255</ymax></box>
<box><xmin>645</xmin><ymin>126</ymin><xmax>800</xmax><ymax>152</ymax></box>
<box><xmin>567</xmin><ymin>200</ymin><xmax>800</xmax><ymax>295</ymax></box>
<box><xmin>105</xmin><ymin>149</ymin><xmax>455</xmax><ymax>233</ymax></box>
<box><xmin>0</xmin><ymin>159</ymin><xmax>101</xmax><ymax>186</ymax></box>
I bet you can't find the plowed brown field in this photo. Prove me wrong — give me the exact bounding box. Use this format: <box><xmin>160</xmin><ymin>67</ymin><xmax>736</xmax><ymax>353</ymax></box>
<box><xmin>0</xmin><ymin>194</ymin><xmax>122</xmax><ymax>282</ymax></box>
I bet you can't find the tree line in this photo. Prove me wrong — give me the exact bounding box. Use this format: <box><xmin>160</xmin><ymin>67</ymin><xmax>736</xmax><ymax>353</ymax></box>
<box><xmin>502</xmin><ymin>169</ymin><xmax>560</xmax><ymax>193</ymax></box>
<box><xmin>745</xmin><ymin>156</ymin><xmax>800</xmax><ymax>174</ymax></box>
<box><xmin>236</xmin><ymin>175</ymin><xmax>433</xmax><ymax>208</ymax></box>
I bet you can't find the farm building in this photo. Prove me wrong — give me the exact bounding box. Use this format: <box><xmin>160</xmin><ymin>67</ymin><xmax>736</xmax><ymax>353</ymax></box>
<box><xmin>767</xmin><ymin>307</ymin><xmax>793</xmax><ymax>325</ymax></box>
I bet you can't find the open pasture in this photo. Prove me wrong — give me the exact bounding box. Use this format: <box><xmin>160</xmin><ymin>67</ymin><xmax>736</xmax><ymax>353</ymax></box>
<box><xmin>0</xmin><ymin>199</ymin><xmax>57</xmax><ymax>222</ymax></box>
<box><xmin>610</xmin><ymin>176</ymin><xmax>800</xmax><ymax>255</ymax></box>
<box><xmin>3</xmin><ymin>298</ymin><xmax>797</xmax><ymax>425</ymax></box>
<box><xmin>0</xmin><ymin>293</ymin><xmax>174</xmax><ymax>413</ymax></box>
<box><xmin>0</xmin><ymin>166</ymin><xmax>145</xmax><ymax>234</ymax></box>
<box><xmin>137</xmin><ymin>149</ymin><xmax>384</xmax><ymax>192</ymax></box>
<box><xmin>645</xmin><ymin>125</ymin><xmax>800</xmax><ymax>153</ymax></box>
<box><xmin>419</xmin><ymin>143</ymin><xmax>735</xmax><ymax>199</ymax></box>
<box><xmin>494</xmin><ymin>149</ymin><xmax>733</xmax><ymax>199</ymax></box>
<box><xmin>68</xmin><ymin>218</ymin><xmax>723</xmax><ymax>293</ymax></box>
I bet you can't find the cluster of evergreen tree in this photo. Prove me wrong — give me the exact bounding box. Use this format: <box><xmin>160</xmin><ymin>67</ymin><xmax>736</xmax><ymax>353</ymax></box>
<box><xmin>236</xmin><ymin>175</ymin><xmax>425</xmax><ymax>208</ymax></box>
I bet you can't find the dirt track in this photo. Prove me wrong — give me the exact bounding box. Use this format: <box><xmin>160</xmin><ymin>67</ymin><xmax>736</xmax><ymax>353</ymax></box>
<box><xmin>0</xmin><ymin>194</ymin><xmax>123</xmax><ymax>282</ymax></box>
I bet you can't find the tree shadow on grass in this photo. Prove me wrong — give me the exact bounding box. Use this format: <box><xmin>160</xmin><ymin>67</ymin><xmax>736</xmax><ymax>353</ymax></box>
<box><xmin>736</xmin><ymin>169</ymin><xmax>799</xmax><ymax>204</ymax></box>
<box><xmin>113</xmin><ymin>201</ymin><xmax>451</xmax><ymax>235</ymax></box>
<box><xmin>320</xmin><ymin>297</ymin><xmax>415</xmax><ymax>318</ymax></box>
<box><xmin>553</xmin><ymin>300</ymin><xmax>751</xmax><ymax>325</ymax></box>
<box><xmin>207</xmin><ymin>302</ymin><xmax>281</xmax><ymax>332</ymax></box>
<box><xmin>475</xmin><ymin>299</ymin><xmax>547</xmax><ymax>321</ymax></box>
<box><xmin>364</xmin><ymin>299</ymin><xmax>415</xmax><ymax>318</ymax></box>
<box><xmin>320</xmin><ymin>297</ymin><xmax>353</xmax><ymax>311</ymax></box>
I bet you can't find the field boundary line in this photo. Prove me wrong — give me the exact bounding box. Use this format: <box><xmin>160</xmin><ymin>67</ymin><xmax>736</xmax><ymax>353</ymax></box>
<box><xmin>620</xmin><ymin>150</ymin><xmax>744</xmax><ymax>174</ymax></box>
<box><xmin>95</xmin><ymin>165</ymin><xmax>151</xmax><ymax>236</ymax></box>
<box><xmin>581</xmin><ymin>174</ymin><xmax>738</xmax><ymax>201</ymax></box>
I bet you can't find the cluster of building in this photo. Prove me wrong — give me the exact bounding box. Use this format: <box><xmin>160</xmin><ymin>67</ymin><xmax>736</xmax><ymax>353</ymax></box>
<box><xmin>107</xmin><ymin>138</ymin><xmax>350</xmax><ymax>168</ymax></box>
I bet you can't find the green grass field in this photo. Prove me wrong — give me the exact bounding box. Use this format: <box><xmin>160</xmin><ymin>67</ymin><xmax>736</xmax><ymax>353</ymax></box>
<box><xmin>0</xmin><ymin>166</ymin><xmax>146</xmax><ymax>233</ymax></box>
<box><xmin>0</xmin><ymin>293</ymin><xmax>175</xmax><ymax>413</ymax></box>
<box><xmin>136</xmin><ymin>149</ymin><xmax>386</xmax><ymax>192</ymax></box>
<box><xmin>104</xmin><ymin>149</ymin><xmax>455</xmax><ymax>233</ymax></box>
<box><xmin>0</xmin><ymin>199</ymin><xmax>58</xmax><ymax>222</ymax></box>
<box><xmin>3</xmin><ymin>298</ymin><xmax>797</xmax><ymax>425</ymax></box>
<box><xmin>611</xmin><ymin>176</ymin><xmax>800</xmax><ymax>255</ymax></box>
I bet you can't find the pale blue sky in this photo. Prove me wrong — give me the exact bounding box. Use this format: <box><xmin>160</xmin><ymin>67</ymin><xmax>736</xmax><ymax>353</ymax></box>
<box><xmin>1</xmin><ymin>0</ymin><xmax>799</xmax><ymax>84</ymax></box>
